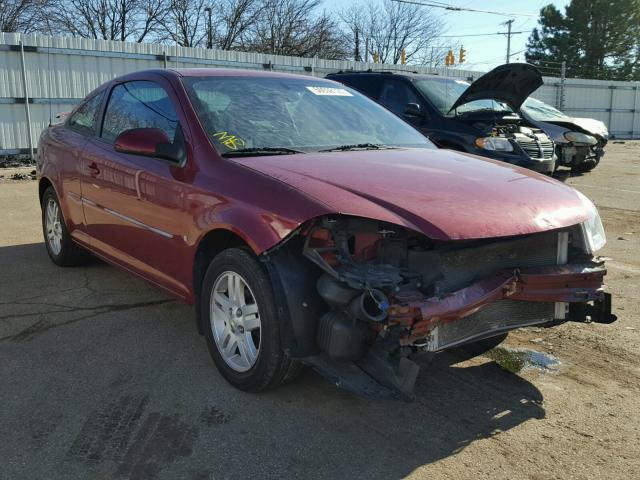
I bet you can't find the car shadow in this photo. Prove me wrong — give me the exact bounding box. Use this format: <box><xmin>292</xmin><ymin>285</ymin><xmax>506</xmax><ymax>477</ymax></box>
<box><xmin>552</xmin><ymin>168</ymin><xmax>585</xmax><ymax>183</ymax></box>
<box><xmin>263</xmin><ymin>352</ymin><xmax>545</xmax><ymax>478</ymax></box>
<box><xmin>0</xmin><ymin>242</ymin><xmax>546</xmax><ymax>480</ymax></box>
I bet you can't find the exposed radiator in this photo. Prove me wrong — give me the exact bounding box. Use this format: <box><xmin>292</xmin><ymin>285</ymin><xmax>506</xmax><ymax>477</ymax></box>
<box><xmin>428</xmin><ymin>300</ymin><xmax>555</xmax><ymax>351</ymax></box>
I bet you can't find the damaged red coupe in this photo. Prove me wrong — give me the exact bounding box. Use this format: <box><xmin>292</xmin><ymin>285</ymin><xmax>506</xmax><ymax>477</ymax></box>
<box><xmin>37</xmin><ymin>69</ymin><xmax>615</xmax><ymax>400</ymax></box>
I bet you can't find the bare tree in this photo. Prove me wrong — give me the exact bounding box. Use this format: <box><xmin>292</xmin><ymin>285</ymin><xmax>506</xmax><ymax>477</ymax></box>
<box><xmin>160</xmin><ymin>0</ymin><xmax>207</xmax><ymax>47</ymax></box>
<box><xmin>47</xmin><ymin>0</ymin><xmax>166</xmax><ymax>42</ymax></box>
<box><xmin>214</xmin><ymin>0</ymin><xmax>263</xmax><ymax>50</ymax></box>
<box><xmin>249</xmin><ymin>0</ymin><xmax>348</xmax><ymax>59</ymax></box>
<box><xmin>0</xmin><ymin>0</ymin><xmax>49</xmax><ymax>32</ymax></box>
<box><xmin>341</xmin><ymin>0</ymin><xmax>446</xmax><ymax>64</ymax></box>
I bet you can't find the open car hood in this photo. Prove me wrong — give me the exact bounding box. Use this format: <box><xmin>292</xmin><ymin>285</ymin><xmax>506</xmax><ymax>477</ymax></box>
<box><xmin>231</xmin><ymin>148</ymin><xmax>591</xmax><ymax>242</ymax></box>
<box><xmin>449</xmin><ymin>63</ymin><xmax>543</xmax><ymax>113</ymax></box>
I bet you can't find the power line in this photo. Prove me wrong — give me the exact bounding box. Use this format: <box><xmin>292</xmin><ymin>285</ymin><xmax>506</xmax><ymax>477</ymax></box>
<box><xmin>391</xmin><ymin>0</ymin><xmax>537</xmax><ymax>17</ymax></box>
<box><xmin>435</xmin><ymin>31</ymin><xmax>530</xmax><ymax>38</ymax></box>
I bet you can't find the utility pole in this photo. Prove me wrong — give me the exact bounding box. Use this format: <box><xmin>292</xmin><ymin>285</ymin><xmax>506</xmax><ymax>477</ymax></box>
<box><xmin>204</xmin><ymin>7</ymin><xmax>213</xmax><ymax>49</ymax></box>
<box><xmin>559</xmin><ymin>60</ymin><xmax>567</xmax><ymax>110</ymax></box>
<box><xmin>504</xmin><ymin>19</ymin><xmax>514</xmax><ymax>64</ymax></box>
<box><xmin>354</xmin><ymin>27</ymin><xmax>360</xmax><ymax>62</ymax></box>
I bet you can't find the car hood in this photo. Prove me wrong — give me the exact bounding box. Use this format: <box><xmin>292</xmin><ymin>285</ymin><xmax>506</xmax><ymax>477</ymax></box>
<box><xmin>449</xmin><ymin>63</ymin><xmax>543</xmax><ymax>113</ymax></box>
<box><xmin>544</xmin><ymin>117</ymin><xmax>609</xmax><ymax>139</ymax></box>
<box><xmin>231</xmin><ymin>148</ymin><xmax>591</xmax><ymax>241</ymax></box>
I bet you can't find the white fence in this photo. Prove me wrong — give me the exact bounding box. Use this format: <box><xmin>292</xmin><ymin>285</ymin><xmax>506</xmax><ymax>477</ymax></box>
<box><xmin>1</xmin><ymin>32</ymin><xmax>639</xmax><ymax>155</ymax></box>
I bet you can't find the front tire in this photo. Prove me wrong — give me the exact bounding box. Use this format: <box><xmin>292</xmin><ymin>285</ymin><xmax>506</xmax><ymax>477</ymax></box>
<box><xmin>201</xmin><ymin>248</ymin><xmax>300</xmax><ymax>392</ymax></box>
<box><xmin>41</xmin><ymin>186</ymin><xmax>89</xmax><ymax>266</ymax></box>
<box><xmin>573</xmin><ymin>158</ymin><xmax>600</xmax><ymax>173</ymax></box>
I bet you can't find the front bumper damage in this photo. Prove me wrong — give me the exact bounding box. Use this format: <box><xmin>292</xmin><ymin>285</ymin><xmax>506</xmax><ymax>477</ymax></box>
<box><xmin>557</xmin><ymin>142</ymin><xmax>606</xmax><ymax>170</ymax></box>
<box><xmin>265</xmin><ymin>216</ymin><xmax>615</xmax><ymax>402</ymax></box>
<box><xmin>388</xmin><ymin>260</ymin><xmax>615</xmax><ymax>348</ymax></box>
<box><xmin>301</xmin><ymin>260</ymin><xmax>614</xmax><ymax>401</ymax></box>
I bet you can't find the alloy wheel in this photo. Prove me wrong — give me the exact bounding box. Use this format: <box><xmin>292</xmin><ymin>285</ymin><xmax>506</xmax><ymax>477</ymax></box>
<box><xmin>45</xmin><ymin>198</ymin><xmax>63</xmax><ymax>255</ymax></box>
<box><xmin>210</xmin><ymin>271</ymin><xmax>262</xmax><ymax>372</ymax></box>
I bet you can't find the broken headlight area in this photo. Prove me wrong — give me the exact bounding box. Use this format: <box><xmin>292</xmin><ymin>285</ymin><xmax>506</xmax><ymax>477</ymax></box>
<box><xmin>264</xmin><ymin>215</ymin><xmax>614</xmax><ymax>401</ymax></box>
<box><xmin>557</xmin><ymin>135</ymin><xmax>606</xmax><ymax>169</ymax></box>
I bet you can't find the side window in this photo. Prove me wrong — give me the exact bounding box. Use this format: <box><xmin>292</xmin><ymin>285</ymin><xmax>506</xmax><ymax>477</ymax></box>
<box><xmin>67</xmin><ymin>91</ymin><xmax>105</xmax><ymax>135</ymax></box>
<box><xmin>101</xmin><ymin>81</ymin><xmax>178</xmax><ymax>143</ymax></box>
<box><xmin>378</xmin><ymin>79</ymin><xmax>420</xmax><ymax>116</ymax></box>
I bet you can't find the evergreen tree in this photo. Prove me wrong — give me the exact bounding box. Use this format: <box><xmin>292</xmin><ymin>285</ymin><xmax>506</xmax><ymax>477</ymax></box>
<box><xmin>526</xmin><ymin>0</ymin><xmax>640</xmax><ymax>80</ymax></box>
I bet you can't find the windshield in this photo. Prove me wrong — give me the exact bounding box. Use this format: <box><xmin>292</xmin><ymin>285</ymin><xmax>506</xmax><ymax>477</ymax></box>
<box><xmin>522</xmin><ymin>97</ymin><xmax>570</xmax><ymax>121</ymax></box>
<box><xmin>182</xmin><ymin>76</ymin><xmax>434</xmax><ymax>154</ymax></box>
<box><xmin>413</xmin><ymin>77</ymin><xmax>512</xmax><ymax>116</ymax></box>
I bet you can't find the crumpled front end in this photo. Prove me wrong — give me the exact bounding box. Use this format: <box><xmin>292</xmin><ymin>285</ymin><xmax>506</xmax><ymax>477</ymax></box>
<box><xmin>557</xmin><ymin>136</ymin><xmax>607</xmax><ymax>171</ymax></box>
<box><xmin>264</xmin><ymin>214</ymin><xmax>615</xmax><ymax>401</ymax></box>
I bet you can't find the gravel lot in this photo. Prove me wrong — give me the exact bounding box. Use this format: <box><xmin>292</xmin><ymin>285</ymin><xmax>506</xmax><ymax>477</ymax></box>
<box><xmin>1</xmin><ymin>143</ymin><xmax>639</xmax><ymax>480</ymax></box>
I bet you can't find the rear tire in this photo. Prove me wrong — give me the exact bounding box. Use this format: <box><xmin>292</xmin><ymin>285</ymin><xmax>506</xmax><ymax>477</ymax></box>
<box><xmin>201</xmin><ymin>248</ymin><xmax>301</xmax><ymax>392</ymax></box>
<box><xmin>41</xmin><ymin>186</ymin><xmax>89</xmax><ymax>267</ymax></box>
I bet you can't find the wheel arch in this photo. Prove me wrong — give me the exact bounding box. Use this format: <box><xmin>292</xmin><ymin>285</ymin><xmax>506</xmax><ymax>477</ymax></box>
<box><xmin>38</xmin><ymin>176</ymin><xmax>55</xmax><ymax>204</ymax></box>
<box><xmin>192</xmin><ymin>227</ymin><xmax>254</xmax><ymax>334</ymax></box>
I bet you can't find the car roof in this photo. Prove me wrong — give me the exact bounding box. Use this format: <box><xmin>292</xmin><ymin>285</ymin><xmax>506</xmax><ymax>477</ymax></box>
<box><xmin>170</xmin><ymin>68</ymin><xmax>318</xmax><ymax>79</ymax></box>
<box><xmin>107</xmin><ymin>68</ymin><xmax>341</xmax><ymax>86</ymax></box>
<box><xmin>327</xmin><ymin>71</ymin><xmax>470</xmax><ymax>82</ymax></box>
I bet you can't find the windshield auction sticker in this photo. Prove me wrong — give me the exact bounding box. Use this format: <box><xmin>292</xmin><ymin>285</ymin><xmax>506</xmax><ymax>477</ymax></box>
<box><xmin>306</xmin><ymin>86</ymin><xmax>353</xmax><ymax>96</ymax></box>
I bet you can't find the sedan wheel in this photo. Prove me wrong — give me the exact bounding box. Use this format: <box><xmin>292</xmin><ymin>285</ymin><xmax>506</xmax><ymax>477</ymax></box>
<box><xmin>210</xmin><ymin>271</ymin><xmax>262</xmax><ymax>372</ymax></box>
<box><xmin>41</xmin><ymin>186</ymin><xmax>89</xmax><ymax>266</ymax></box>
<box><xmin>201</xmin><ymin>248</ymin><xmax>301</xmax><ymax>391</ymax></box>
<box><xmin>45</xmin><ymin>198</ymin><xmax>63</xmax><ymax>256</ymax></box>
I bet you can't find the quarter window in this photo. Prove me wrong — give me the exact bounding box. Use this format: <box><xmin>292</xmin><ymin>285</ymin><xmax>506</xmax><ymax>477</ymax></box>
<box><xmin>101</xmin><ymin>81</ymin><xmax>178</xmax><ymax>143</ymax></box>
<box><xmin>67</xmin><ymin>91</ymin><xmax>104</xmax><ymax>135</ymax></box>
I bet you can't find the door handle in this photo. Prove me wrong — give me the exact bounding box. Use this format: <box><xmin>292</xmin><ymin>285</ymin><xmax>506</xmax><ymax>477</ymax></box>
<box><xmin>88</xmin><ymin>162</ymin><xmax>100</xmax><ymax>175</ymax></box>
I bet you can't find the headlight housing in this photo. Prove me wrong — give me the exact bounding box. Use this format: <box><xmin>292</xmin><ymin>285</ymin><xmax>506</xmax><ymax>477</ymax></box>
<box><xmin>564</xmin><ymin>131</ymin><xmax>597</xmax><ymax>145</ymax></box>
<box><xmin>475</xmin><ymin>137</ymin><xmax>514</xmax><ymax>152</ymax></box>
<box><xmin>576</xmin><ymin>190</ymin><xmax>606</xmax><ymax>253</ymax></box>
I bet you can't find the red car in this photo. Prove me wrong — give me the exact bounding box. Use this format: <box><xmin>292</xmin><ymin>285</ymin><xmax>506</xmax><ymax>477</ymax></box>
<box><xmin>37</xmin><ymin>69</ymin><xmax>614</xmax><ymax>400</ymax></box>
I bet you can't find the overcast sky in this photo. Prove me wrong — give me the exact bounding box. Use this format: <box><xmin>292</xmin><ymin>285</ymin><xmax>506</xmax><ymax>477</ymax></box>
<box><xmin>322</xmin><ymin>0</ymin><xmax>571</xmax><ymax>72</ymax></box>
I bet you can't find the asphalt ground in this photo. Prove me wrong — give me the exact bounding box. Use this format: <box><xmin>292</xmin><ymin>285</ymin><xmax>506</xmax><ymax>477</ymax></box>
<box><xmin>1</xmin><ymin>143</ymin><xmax>639</xmax><ymax>480</ymax></box>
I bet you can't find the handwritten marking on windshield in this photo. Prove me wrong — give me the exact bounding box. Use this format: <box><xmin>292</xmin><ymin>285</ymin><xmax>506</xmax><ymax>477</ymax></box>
<box><xmin>212</xmin><ymin>131</ymin><xmax>246</xmax><ymax>150</ymax></box>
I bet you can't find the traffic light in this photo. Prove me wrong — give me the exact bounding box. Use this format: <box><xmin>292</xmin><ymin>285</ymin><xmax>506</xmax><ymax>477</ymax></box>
<box><xmin>373</xmin><ymin>52</ymin><xmax>379</xmax><ymax>63</ymax></box>
<box><xmin>401</xmin><ymin>49</ymin><xmax>406</xmax><ymax>65</ymax></box>
<box><xmin>459</xmin><ymin>46</ymin><xmax>466</xmax><ymax>63</ymax></box>
<box><xmin>445</xmin><ymin>49</ymin><xmax>455</xmax><ymax>66</ymax></box>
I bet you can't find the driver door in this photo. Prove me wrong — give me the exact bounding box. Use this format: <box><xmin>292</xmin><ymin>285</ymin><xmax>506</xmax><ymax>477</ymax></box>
<box><xmin>81</xmin><ymin>78</ymin><xmax>192</xmax><ymax>297</ymax></box>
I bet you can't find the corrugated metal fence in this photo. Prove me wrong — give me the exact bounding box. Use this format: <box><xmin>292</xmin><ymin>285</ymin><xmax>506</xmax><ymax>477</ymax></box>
<box><xmin>1</xmin><ymin>32</ymin><xmax>639</xmax><ymax>155</ymax></box>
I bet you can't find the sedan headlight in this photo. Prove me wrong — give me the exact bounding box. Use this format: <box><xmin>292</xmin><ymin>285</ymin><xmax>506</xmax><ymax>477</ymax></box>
<box><xmin>576</xmin><ymin>190</ymin><xmax>606</xmax><ymax>253</ymax></box>
<box><xmin>564</xmin><ymin>131</ymin><xmax>597</xmax><ymax>146</ymax></box>
<box><xmin>474</xmin><ymin>137</ymin><xmax>514</xmax><ymax>152</ymax></box>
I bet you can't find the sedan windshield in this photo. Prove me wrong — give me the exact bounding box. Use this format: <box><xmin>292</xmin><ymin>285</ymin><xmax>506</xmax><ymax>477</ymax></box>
<box><xmin>182</xmin><ymin>76</ymin><xmax>434</xmax><ymax>154</ymax></box>
<box><xmin>413</xmin><ymin>77</ymin><xmax>512</xmax><ymax>116</ymax></box>
<box><xmin>522</xmin><ymin>97</ymin><xmax>570</xmax><ymax>121</ymax></box>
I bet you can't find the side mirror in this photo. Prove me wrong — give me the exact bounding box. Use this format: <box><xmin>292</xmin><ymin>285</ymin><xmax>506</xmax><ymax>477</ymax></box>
<box><xmin>114</xmin><ymin>128</ymin><xmax>185</xmax><ymax>164</ymax></box>
<box><xmin>404</xmin><ymin>102</ymin><xmax>423</xmax><ymax>117</ymax></box>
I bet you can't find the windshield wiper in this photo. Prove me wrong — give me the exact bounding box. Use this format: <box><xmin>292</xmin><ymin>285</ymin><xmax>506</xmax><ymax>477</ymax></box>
<box><xmin>318</xmin><ymin>143</ymin><xmax>396</xmax><ymax>152</ymax></box>
<box><xmin>221</xmin><ymin>147</ymin><xmax>305</xmax><ymax>157</ymax></box>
